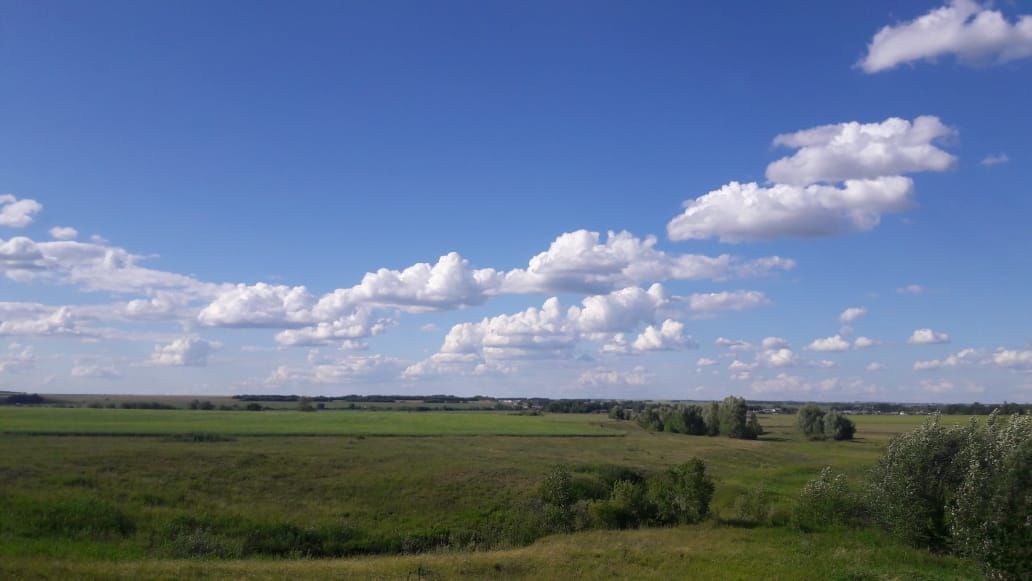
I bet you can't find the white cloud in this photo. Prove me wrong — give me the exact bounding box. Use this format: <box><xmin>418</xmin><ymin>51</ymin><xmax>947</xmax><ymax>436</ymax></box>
<box><xmin>0</xmin><ymin>345</ymin><xmax>35</xmax><ymax>374</ymax></box>
<box><xmin>48</xmin><ymin>226</ymin><xmax>78</xmax><ymax>241</ymax></box>
<box><xmin>0</xmin><ymin>195</ymin><xmax>43</xmax><ymax>228</ymax></box>
<box><xmin>920</xmin><ymin>379</ymin><xmax>955</xmax><ymax>394</ymax></box>
<box><xmin>981</xmin><ymin>153</ymin><xmax>1010</xmax><ymax>166</ymax></box>
<box><xmin>757</xmin><ymin>347</ymin><xmax>797</xmax><ymax>368</ymax></box>
<box><xmin>265</xmin><ymin>354</ymin><xmax>405</xmax><ymax>387</ymax></box>
<box><xmin>577</xmin><ymin>366</ymin><xmax>650</xmax><ymax>388</ymax></box>
<box><xmin>667</xmin><ymin>117</ymin><xmax>954</xmax><ymax>243</ymax></box>
<box><xmin>695</xmin><ymin>357</ymin><xmax>718</xmax><ymax>368</ymax></box>
<box><xmin>839</xmin><ymin>307</ymin><xmax>868</xmax><ymax>324</ymax></box>
<box><xmin>501</xmin><ymin>230</ymin><xmax>794</xmax><ymax>294</ymax></box>
<box><xmin>685</xmin><ymin>290</ymin><xmax>770</xmax><ymax>316</ymax></box>
<box><xmin>0</xmin><ymin>305</ymin><xmax>81</xmax><ymax>337</ymax></box>
<box><xmin>991</xmin><ymin>348</ymin><xmax>1032</xmax><ymax>371</ymax></box>
<box><xmin>419</xmin><ymin>323</ymin><xmax>439</xmax><ymax>333</ymax></box>
<box><xmin>860</xmin><ymin>0</ymin><xmax>1032</xmax><ymax>73</ymax></box>
<box><xmin>806</xmin><ymin>334</ymin><xmax>851</xmax><ymax>352</ymax></box>
<box><xmin>668</xmin><ymin>177</ymin><xmax>915</xmax><ymax>243</ymax></box>
<box><xmin>71</xmin><ymin>364</ymin><xmax>121</xmax><ymax>380</ymax></box>
<box><xmin>198</xmin><ymin>283</ymin><xmax>315</xmax><ymax>327</ymax></box>
<box><xmin>914</xmin><ymin>347</ymin><xmax>982</xmax><ymax>370</ymax></box>
<box><xmin>761</xmin><ymin>336</ymin><xmax>790</xmax><ymax>350</ymax></box>
<box><xmin>149</xmin><ymin>337</ymin><xmax>219</xmax><ymax>367</ymax></box>
<box><xmin>750</xmin><ymin>373</ymin><xmax>812</xmax><ymax>394</ymax></box>
<box><xmin>908</xmin><ymin>328</ymin><xmax>951</xmax><ymax>345</ymax></box>
<box><xmin>866</xmin><ymin>362</ymin><xmax>885</xmax><ymax>372</ymax></box>
<box><xmin>767</xmin><ymin>117</ymin><xmax>956</xmax><ymax>186</ymax></box>
<box><xmin>897</xmin><ymin>284</ymin><xmax>926</xmax><ymax>295</ymax></box>
<box><xmin>715</xmin><ymin>337</ymin><xmax>754</xmax><ymax>352</ymax></box>
<box><xmin>853</xmin><ymin>336</ymin><xmax>879</xmax><ymax>349</ymax></box>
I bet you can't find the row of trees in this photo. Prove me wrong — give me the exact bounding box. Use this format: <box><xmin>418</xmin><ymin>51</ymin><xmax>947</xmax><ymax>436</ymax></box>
<box><xmin>618</xmin><ymin>396</ymin><xmax>764</xmax><ymax>440</ymax></box>
<box><xmin>795</xmin><ymin>405</ymin><xmax>856</xmax><ymax>440</ymax></box>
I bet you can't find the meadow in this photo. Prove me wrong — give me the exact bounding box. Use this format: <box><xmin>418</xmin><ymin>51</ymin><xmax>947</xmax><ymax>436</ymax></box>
<box><xmin>0</xmin><ymin>408</ymin><xmax>982</xmax><ymax>579</ymax></box>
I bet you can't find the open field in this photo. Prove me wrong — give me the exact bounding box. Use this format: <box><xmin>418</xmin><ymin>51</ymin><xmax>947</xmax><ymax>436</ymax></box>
<box><xmin>0</xmin><ymin>410</ymin><xmax>985</xmax><ymax>578</ymax></box>
<box><xmin>0</xmin><ymin>408</ymin><xmax>615</xmax><ymax>436</ymax></box>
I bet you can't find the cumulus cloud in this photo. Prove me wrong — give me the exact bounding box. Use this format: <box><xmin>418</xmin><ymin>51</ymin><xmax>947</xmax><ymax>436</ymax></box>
<box><xmin>839</xmin><ymin>307</ymin><xmax>868</xmax><ymax>324</ymax></box>
<box><xmin>853</xmin><ymin>336</ymin><xmax>879</xmax><ymax>349</ymax></box>
<box><xmin>405</xmin><ymin>285</ymin><xmax>697</xmax><ymax>378</ymax></box>
<box><xmin>0</xmin><ymin>305</ymin><xmax>81</xmax><ymax>337</ymax></box>
<box><xmin>866</xmin><ymin>362</ymin><xmax>885</xmax><ymax>372</ymax></box>
<box><xmin>913</xmin><ymin>347</ymin><xmax>981</xmax><ymax>370</ymax></box>
<box><xmin>981</xmin><ymin>153</ymin><xmax>1010</xmax><ymax>166</ymax></box>
<box><xmin>48</xmin><ymin>226</ymin><xmax>78</xmax><ymax>241</ymax></box>
<box><xmin>685</xmin><ymin>290</ymin><xmax>770</xmax><ymax>317</ymax></box>
<box><xmin>577</xmin><ymin>366</ymin><xmax>650</xmax><ymax>388</ymax></box>
<box><xmin>990</xmin><ymin>348</ymin><xmax>1032</xmax><ymax>371</ymax></box>
<box><xmin>715</xmin><ymin>337</ymin><xmax>754</xmax><ymax>352</ymax></box>
<box><xmin>501</xmin><ymin>230</ymin><xmax>793</xmax><ymax>294</ymax></box>
<box><xmin>908</xmin><ymin>328</ymin><xmax>951</xmax><ymax>345</ymax></box>
<box><xmin>149</xmin><ymin>337</ymin><xmax>219</xmax><ymax>367</ymax></box>
<box><xmin>0</xmin><ymin>195</ymin><xmax>43</xmax><ymax>228</ymax></box>
<box><xmin>695</xmin><ymin>357</ymin><xmax>719</xmax><ymax>369</ymax></box>
<box><xmin>806</xmin><ymin>334</ymin><xmax>851</xmax><ymax>352</ymax></box>
<box><xmin>668</xmin><ymin>177</ymin><xmax>916</xmax><ymax>243</ymax></box>
<box><xmin>265</xmin><ymin>354</ymin><xmax>405</xmax><ymax>387</ymax></box>
<box><xmin>0</xmin><ymin>345</ymin><xmax>35</xmax><ymax>374</ymax></box>
<box><xmin>767</xmin><ymin>117</ymin><xmax>956</xmax><ymax>186</ymax></box>
<box><xmin>860</xmin><ymin>0</ymin><xmax>1032</xmax><ymax>73</ymax></box>
<box><xmin>667</xmin><ymin>117</ymin><xmax>954</xmax><ymax>243</ymax></box>
<box><xmin>71</xmin><ymin>364</ymin><xmax>121</xmax><ymax>379</ymax></box>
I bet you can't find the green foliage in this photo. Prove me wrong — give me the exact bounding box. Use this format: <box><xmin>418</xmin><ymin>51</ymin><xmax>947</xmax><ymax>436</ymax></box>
<box><xmin>824</xmin><ymin>411</ymin><xmax>855</xmax><ymax>441</ymax></box>
<box><xmin>866</xmin><ymin>411</ymin><xmax>1031</xmax><ymax>577</ymax></box>
<box><xmin>796</xmin><ymin>405</ymin><xmax>825</xmax><ymax>439</ymax></box>
<box><xmin>704</xmin><ymin>401</ymin><xmax>721</xmax><ymax>436</ymax></box>
<box><xmin>792</xmin><ymin>467</ymin><xmax>858</xmax><ymax>532</ymax></box>
<box><xmin>648</xmin><ymin>459</ymin><xmax>715</xmax><ymax>525</ymax></box>
<box><xmin>539</xmin><ymin>465</ymin><xmax>574</xmax><ymax>532</ymax></box>
<box><xmin>747</xmin><ymin>412</ymin><xmax>764</xmax><ymax>438</ymax></box>
<box><xmin>733</xmin><ymin>484</ymin><xmax>773</xmax><ymax>525</ymax></box>
<box><xmin>946</xmin><ymin>413</ymin><xmax>1032</xmax><ymax>579</ymax></box>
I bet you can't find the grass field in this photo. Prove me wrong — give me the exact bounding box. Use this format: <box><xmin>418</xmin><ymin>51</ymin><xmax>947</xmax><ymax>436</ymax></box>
<box><xmin>0</xmin><ymin>409</ymin><xmax>983</xmax><ymax>579</ymax></box>
<box><xmin>0</xmin><ymin>407</ymin><xmax>615</xmax><ymax>436</ymax></box>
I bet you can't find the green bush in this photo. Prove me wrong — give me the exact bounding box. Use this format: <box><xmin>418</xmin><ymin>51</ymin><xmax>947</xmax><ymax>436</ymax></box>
<box><xmin>824</xmin><ymin>411</ymin><xmax>855</xmax><ymax>441</ymax></box>
<box><xmin>647</xmin><ymin>459</ymin><xmax>714</xmax><ymax>525</ymax></box>
<box><xmin>796</xmin><ymin>405</ymin><xmax>825</xmax><ymax>439</ymax></box>
<box><xmin>539</xmin><ymin>465</ymin><xmax>574</xmax><ymax>532</ymax></box>
<box><xmin>792</xmin><ymin>467</ymin><xmax>858</xmax><ymax>531</ymax></box>
<box><xmin>733</xmin><ymin>484</ymin><xmax>773</xmax><ymax>525</ymax></box>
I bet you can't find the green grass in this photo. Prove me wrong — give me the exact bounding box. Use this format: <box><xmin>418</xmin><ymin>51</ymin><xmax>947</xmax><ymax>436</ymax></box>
<box><xmin>0</xmin><ymin>407</ymin><xmax>616</xmax><ymax>436</ymax></box>
<box><xmin>0</xmin><ymin>410</ymin><xmax>983</xmax><ymax>578</ymax></box>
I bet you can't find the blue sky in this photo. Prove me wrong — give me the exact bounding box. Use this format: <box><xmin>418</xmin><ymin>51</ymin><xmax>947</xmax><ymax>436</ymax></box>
<box><xmin>1</xmin><ymin>0</ymin><xmax>1029</xmax><ymax>401</ymax></box>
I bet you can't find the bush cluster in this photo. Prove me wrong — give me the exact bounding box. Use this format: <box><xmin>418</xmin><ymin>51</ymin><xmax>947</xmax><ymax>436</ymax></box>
<box><xmin>795</xmin><ymin>405</ymin><xmax>855</xmax><ymax>440</ymax></box>
<box><xmin>631</xmin><ymin>396</ymin><xmax>763</xmax><ymax>440</ymax></box>
<box><xmin>539</xmin><ymin>459</ymin><xmax>715</xmax><ymax>533</ymax></box>
<box><xmin>866</xmin><ymin>412</ymin><xmax>1030</xmax><ymax>578</ymax></box>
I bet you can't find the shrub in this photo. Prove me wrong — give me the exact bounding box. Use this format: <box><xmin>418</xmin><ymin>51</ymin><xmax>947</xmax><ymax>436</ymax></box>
<box><xmin>733</xmin><ymin>484</ymin><xmax>773</xmax><ymax>525</ymax></box>
<box><xmin>796</xmin><ymin>405</ymin><xmax>825</xmax><ymax>439</ymax></box>
<box><xmin>947</xmin><ymin>413</ymin><xmax>1032</xmax><ymax>578</ymax></box>
<box><xmin>793</xmin><ymin>466</ymin><xmax>857</xmax><ymax>531</ymax></box>
<box><xmin>648</xmin><ymin>458</ymin><xmax>714</xmax><ymax>525</ymax></box>
<box><xmin>865</xmin><ymin>414</ymin><xmax>969</xmax><ymax>549</ymax></box>
<box><xmin>539</xmin><ymin>465</ymin><xmax>574</xmax><ymax>532</ymax></box>
<box><xmin>589</xmin><ymin>480</ymin><xmax>651</xmax><ymax>529</ymax></box>
<box><xmin>704</xmin><ymin>401</ymin><xmax>721</xmax><ymax>436</ymax></box>
<box><xmin>824</xmin><ymin>411</ymin><xmax>855</xmax><ymax>441</ymax></box>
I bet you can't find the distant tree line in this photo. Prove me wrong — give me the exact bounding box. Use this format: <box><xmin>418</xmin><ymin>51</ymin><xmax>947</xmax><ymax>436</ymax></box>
<box><xmin>616</xmin><ymin>396</ymin><xmax>764</xmax><ymax>440</ymax></box>
<box><xmin>1</xmin><ymin>393</ymin><xmax>50</xmax><ymax>405</ymax></box>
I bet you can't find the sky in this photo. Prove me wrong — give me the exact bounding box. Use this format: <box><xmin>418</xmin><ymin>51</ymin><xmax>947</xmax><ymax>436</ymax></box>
<box><xmin>1</xmin><ymin>0</ymin><xmax>1030</xmax><ymax>402</ymax></box>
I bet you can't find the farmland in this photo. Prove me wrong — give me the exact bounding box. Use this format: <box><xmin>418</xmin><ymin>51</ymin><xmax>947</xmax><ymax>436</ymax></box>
<box><xmin>0</xmin><ymin>406</ymin><xmax>987</xmax><ymax>579</ymax></box>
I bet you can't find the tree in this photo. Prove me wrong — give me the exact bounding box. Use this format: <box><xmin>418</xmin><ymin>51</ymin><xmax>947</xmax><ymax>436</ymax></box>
<box><xmin>298</xmin><ymin>397</ymin><xmax>315</xmax><ymax>412</ymax></box>
<box><xmin>681</xmin><ymin>405</ymin><xmax>708</xmax><ymax>436</ymax></box>
<box><xmin>703</xmin><ymin>401</ymin><xmax>721</xmax><ymax>436</ymax></box>
<box><xmin>747</xmin><ymin>412</ymin><xmax>764</xmax><ymax>438</ymax></box>
<box><xmin>823</xmin><ymin>411</ymin><xmax>855</xmax><ymax>440</ymax></box>
<box><xmin>796</xmin><ymin>405</ymin><xmax>825</xmax><ymax>439</ymax></box>
<box><xmin>719</xmin><ymin>396</ymin><xmax>751</xmax><ymax>439</ymax></box>
<box><xmin>648</xmin><ymin>458</ymin><xmax>714</xmax><ymax>525</ymax></box>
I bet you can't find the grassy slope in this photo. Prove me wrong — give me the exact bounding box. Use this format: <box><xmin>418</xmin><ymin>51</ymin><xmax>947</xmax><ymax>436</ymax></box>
<box><xmin>0</xmin><ymin>411</ymin><xmax>981</xmax><ymax>578</ymax></box>
<box><xmin>1</xmin><ymin>526</ymin><xmax>979</xmax><ymax>580</ymax></box>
